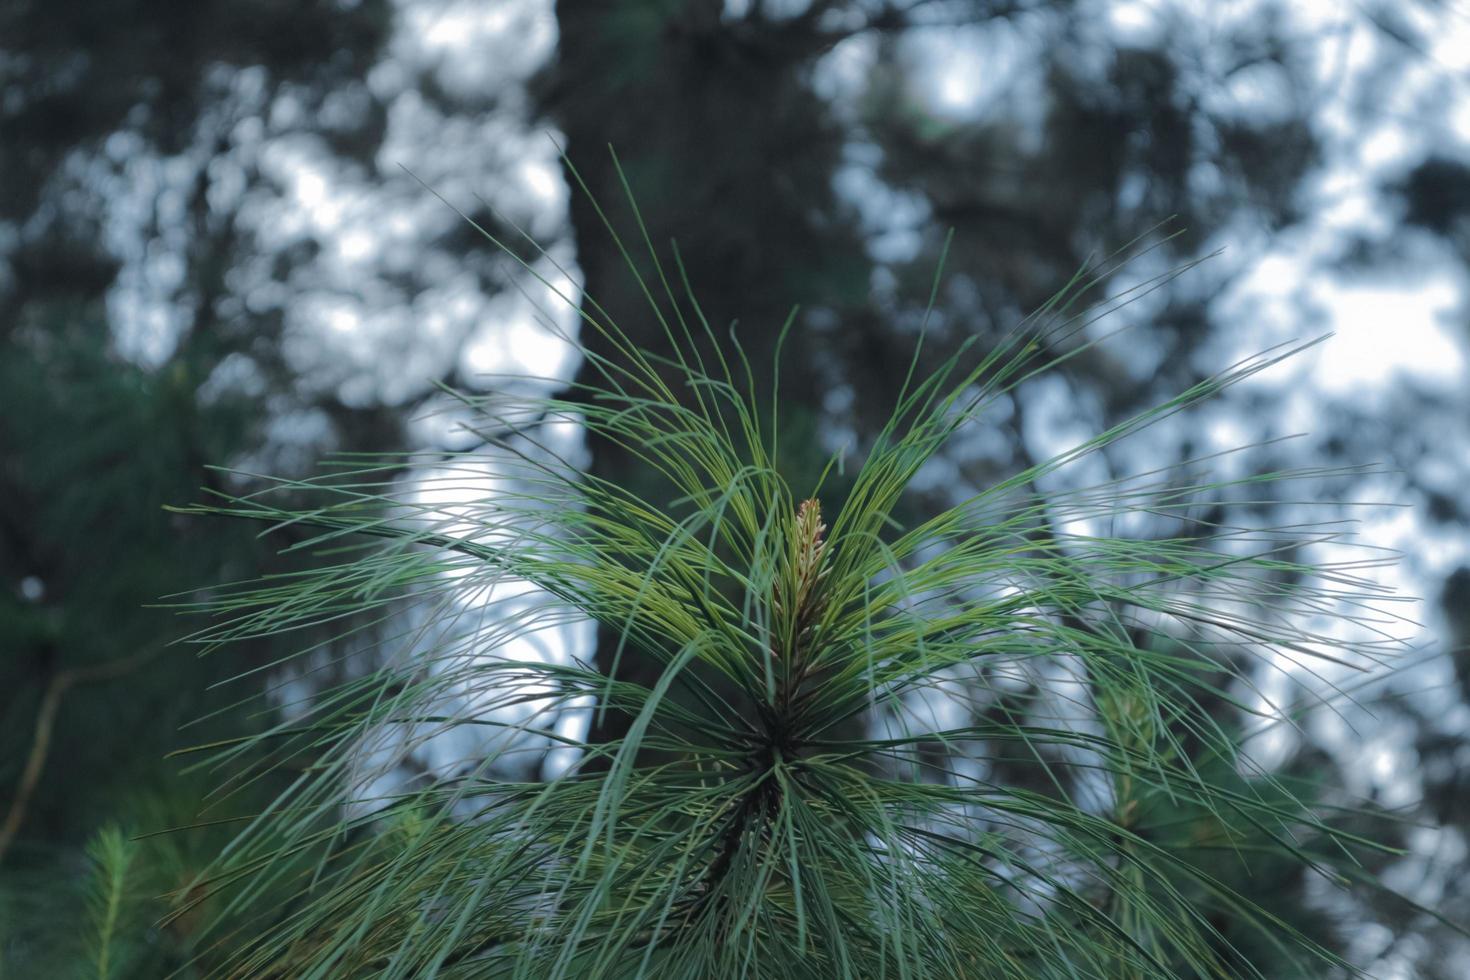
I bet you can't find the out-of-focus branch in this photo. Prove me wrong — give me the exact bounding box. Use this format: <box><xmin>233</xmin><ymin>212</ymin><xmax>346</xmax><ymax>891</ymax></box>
<box><xmin>812</xmin><ymin>0</ymin><xmax>1040</xmax><ymax>46</ymax></box>
<box><xmin>0</xmin><ymin>645</ymin><xmax>165</xmax><ymax>865</ymax></box>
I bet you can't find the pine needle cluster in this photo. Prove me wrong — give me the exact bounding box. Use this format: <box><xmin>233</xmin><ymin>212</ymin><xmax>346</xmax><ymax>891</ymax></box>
<box><xmin>165</xmin><ymin>161</ymin><xmax>1427</xmax><ymax>978</ymax></box>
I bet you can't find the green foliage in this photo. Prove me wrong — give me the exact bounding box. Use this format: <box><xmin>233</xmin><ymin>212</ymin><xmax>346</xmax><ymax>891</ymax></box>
<box><xmin>84</xmin><ymin>825</ymin><xmax>140</xmax><ymax>980</ymax></box>
<box><xmin>167</xmin><ymin>174</ymin><xmax>1421</xmax><ymax>978</ymax></box>
<box><xmin>0</xmin><ymin>783</ymin><xmax>313</xmax><ymax>978</ymax></box>
<box><xmin>0</xmin><ymin>307</ymin><xmax>263</xmax><ymax>847</ymax></box>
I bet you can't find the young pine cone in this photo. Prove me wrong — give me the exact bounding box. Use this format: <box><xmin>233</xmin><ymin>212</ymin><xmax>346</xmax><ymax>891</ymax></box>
<box><xmin>771</xmin><ymin>498</ymin><xmax>830</xmax><ymax>661</ymax></box>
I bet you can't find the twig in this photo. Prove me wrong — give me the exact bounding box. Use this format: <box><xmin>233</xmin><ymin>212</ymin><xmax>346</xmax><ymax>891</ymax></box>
<box><xmin>0</xmin><ymin>645</ymin><xmax>165</xmax><ymax>865</ymax></box>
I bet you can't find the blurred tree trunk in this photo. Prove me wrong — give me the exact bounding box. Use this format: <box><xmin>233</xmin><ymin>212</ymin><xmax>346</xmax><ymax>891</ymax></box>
<box><xmin>541</xmin><ymin>0</ymin><xmax>872</xmax><ymax>755</ymax></box>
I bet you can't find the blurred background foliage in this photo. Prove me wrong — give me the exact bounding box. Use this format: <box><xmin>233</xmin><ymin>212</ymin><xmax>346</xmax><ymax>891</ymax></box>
<box><xmin>3</xmin><ymin>0</ymin><xmax>1469</xmax><ymax>975</ymax></box>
